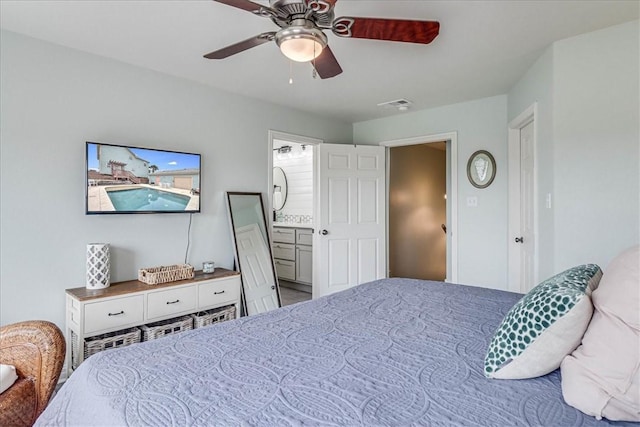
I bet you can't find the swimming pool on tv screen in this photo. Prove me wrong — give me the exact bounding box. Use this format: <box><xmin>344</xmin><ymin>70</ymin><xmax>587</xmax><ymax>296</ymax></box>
<box><xmin>107</xmin><ymin>188</ymin><xmax>191</xmax><ymax>211</ymax></box>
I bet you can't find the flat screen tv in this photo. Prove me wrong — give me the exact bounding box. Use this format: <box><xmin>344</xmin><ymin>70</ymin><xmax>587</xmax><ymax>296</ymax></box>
<box><xmin>86</xmin><ymin>142</ymin><xmax>201</xmax><ymax>214</ymax></box>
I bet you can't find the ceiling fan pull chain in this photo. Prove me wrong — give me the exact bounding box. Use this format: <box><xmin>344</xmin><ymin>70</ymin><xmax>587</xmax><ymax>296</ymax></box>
<box><xmin>312</xmin><ymin>44</ymin><xmax>318</xmax><ymax>79</ymax></box>
<box><xmin>289</xmin><ymin>60</ymin><xmax>293</xmax><ymax>85</ymax></box>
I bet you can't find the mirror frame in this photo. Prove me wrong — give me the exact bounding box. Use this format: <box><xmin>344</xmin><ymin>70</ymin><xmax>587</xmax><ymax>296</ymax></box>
<box><xmin>226</xmin><ymin>191</ymin><xmax>282</xmax><ymax>316</ymax></box>
<box><xmin>467</xmin><ymin>150</ymin><xmax>496</xmax><ymax>189</ymax></box>
<box><xmin>272</xmin><ymin>167</ymin><xmax>288</xmax><ymax>211</ymax></box>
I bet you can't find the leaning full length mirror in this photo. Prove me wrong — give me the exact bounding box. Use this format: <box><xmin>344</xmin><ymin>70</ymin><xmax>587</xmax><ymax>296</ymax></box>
<box><xmin>226</xmin><ymin>192</ymin><xmax>281</xmax><ymax>316</ymax></box>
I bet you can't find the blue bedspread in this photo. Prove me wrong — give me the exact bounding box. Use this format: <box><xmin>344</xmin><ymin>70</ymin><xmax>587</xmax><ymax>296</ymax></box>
<box><xmin>38</xmin><ymin>279</ymin><xmax>629</xmax><ymax>426</ymax></box>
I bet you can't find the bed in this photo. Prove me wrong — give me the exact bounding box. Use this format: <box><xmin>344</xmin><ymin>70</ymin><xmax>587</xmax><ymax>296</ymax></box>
<box><xmin>37</xmin><ymin>278</ymin><xmax>631</xmax><ymax>426</ymax></box>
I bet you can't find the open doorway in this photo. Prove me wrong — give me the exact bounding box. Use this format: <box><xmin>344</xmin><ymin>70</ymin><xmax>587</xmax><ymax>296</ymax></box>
<box><xmin>267</xmin><ymin>131</ymin><xmax>321</xmax><ymax>305</ymax></box>
<box><xmin>389</xmin><ymin>142</ymin><xmax>447</xmax><ymax>280</ymax></box>
<box><xmin>381</xmin><ymin>132</ymin><xmax>458</xmax><ymax>283</ymax></box>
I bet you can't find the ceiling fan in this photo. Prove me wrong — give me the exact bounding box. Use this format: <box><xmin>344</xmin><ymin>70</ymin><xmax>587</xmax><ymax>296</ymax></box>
<box><xmin>204</xmin><ymin>0</ymin><xmax>440</xmax><ymax>79</ymax></box>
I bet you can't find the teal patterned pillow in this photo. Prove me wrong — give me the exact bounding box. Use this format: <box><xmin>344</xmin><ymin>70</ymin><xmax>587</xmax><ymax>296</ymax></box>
<box><xmin>484</xmin><ymin>264</ymin><xmax>602</xmax><ymax>379</ymax></box>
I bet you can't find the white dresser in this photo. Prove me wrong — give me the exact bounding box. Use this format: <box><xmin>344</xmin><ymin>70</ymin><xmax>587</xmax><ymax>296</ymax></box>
<box><xmin>65</xmin><ymin>268</ymin><xmax>241</xmax><ymax>375</ymax></box>
<box><xmin>272</xmin><ymin>226</ymin><xmax>313</xmax><ymax>286</ymax></box>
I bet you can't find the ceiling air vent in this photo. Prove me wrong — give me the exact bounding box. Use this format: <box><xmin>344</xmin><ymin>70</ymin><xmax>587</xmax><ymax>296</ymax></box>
<box><xmin>377</xmin><ymin>98</ymin><xmax>413</xmax><ymax>111</ymax></box>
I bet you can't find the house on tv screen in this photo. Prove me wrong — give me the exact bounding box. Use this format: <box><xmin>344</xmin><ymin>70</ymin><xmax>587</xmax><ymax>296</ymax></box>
<box><xmin>95</xmin><ymin>144</ymin><xmax>150</xmax><ymax>184</ymax></box>
<box><xmin>149</xmin><ymin>169</ymin><xmax>200</xmax><ymax>192</ymax></box>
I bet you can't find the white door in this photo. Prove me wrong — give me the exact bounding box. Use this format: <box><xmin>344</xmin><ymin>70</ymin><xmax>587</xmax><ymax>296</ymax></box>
<box><xmin>509</xmin><ymin>116</ymin><xmax>536</xmax><ymax>293</ymax></box>
<box><xmin>235</xmin><ymin>223</ymin><xmax>279</xmax><ymax>314</ymax></box>
<box><xmin>519</xmin><ymin>121</ymin><xmax>536</xmax><ymax>292</ymax></box>
<box><xmin>314</xmin><ymin>144</ymin><xmax>386</xmax><ymax>298</ymax></box>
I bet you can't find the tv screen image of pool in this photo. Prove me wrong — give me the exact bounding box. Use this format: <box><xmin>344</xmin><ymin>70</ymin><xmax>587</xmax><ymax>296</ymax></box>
<box><xmin>86</xmin><ymin>142</ymin><xmax>201</xmax><ymax>214</ymax></box>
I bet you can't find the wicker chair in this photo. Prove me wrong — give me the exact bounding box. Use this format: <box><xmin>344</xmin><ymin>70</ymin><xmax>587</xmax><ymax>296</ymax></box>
<box><xmin>0</xmin><ymin>321</ymin><xmax>65</xmax><ymax>427</ymax></box>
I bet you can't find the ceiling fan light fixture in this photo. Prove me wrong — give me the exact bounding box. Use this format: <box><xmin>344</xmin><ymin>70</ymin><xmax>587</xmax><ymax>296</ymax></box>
<box><xmin>275</xmin><ymin>22</ymin><xmax>327</xmax><ymax>63</ymax></box>
<box><xmin>279</xmin><ymin>37</ymin><xmax>324</xmax><ymax>62</ymax></box>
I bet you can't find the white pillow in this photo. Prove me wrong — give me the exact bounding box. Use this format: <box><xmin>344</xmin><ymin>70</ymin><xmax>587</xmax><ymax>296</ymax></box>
<box><xmin>484</xmin><ymin>264</ymin><xmax>602</xmax><ymax>379</ymax></box>
<box><xmin>561</xmin><ymin>245</ymin><xmax>640</xmax><ymax>421</ymax></box>
<box><xmin>0</xmin><ymin>364</ymin><xmax>18</xmax><ymax>394</ymax></box>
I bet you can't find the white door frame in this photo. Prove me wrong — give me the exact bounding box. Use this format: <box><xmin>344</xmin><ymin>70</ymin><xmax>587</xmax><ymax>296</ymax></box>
<box><xmin>508</xmin><ymin>103</ymin><xmax>538</xmax><ymax>292</ymax></box>
<box><xmin>379</xmin><ymin>132</ymin><xmax>458</xmax><ymax>283</ymax></box>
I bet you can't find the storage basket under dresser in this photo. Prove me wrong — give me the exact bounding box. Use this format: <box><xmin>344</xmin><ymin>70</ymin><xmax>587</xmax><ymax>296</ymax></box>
<box><xmin>65</xmin><ymin>268</ymin><xmax>241</xmax><ymax>376</ymax></box>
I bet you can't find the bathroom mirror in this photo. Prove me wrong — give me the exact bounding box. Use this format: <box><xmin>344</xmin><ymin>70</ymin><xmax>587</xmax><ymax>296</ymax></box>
<box><xmin>272</xmin><ymin>167</ymin><xmax>288</xmax><ymax>211</ymax></box>
<box><xmin>226</xmin><ymin>192</ymin><xmax>281</xmax><ymax>316</ymax></box>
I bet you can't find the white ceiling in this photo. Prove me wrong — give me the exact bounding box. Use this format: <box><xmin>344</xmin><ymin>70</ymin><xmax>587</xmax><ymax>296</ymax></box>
<box><xmin>1</xmin><ymin>1</ymin><xmax>638</xmax><ymax>123</ymax></box>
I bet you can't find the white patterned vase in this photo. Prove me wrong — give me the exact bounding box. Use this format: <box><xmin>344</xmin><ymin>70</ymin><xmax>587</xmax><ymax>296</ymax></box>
<box><xmin>86</xmin><ymin>243</ymin><xmax>110</xmax><ymax>289</ymax></box>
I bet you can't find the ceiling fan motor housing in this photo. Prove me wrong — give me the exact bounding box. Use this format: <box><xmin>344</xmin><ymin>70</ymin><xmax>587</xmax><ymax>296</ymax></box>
<box><xmin>269</xmin><ymin>0</ymin><xmax>335</xmax><ymax>28</ymax></box>
<box><xmin>275</xmin><ymin>19</ymin><xmax>328</xmax><ymax>47</ymax></box>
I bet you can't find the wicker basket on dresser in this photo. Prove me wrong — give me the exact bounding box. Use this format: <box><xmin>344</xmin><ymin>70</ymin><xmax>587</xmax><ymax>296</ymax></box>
<box><xmin>65</xmin><ymin>268</ymin><xmax>241</xmax><ymax>375</ymax></box>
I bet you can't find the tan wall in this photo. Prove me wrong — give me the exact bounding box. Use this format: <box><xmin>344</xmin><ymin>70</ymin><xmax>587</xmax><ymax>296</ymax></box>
<box><xmin>389</xmin><ymin>144</ymin><xmax>447</xmax><ymax>281</ymax></box>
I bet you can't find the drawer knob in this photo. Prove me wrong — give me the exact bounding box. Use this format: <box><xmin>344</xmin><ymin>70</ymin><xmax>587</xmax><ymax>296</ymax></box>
<box><xmin>213</xmin><ymin>290</ymin><xmax>225</xmax><ymax>295</ymax></box>
<box><xmin>108</xmin><ymin>311</ymin><xmax>124</xmax><ymax>317</ymax></box>
<box><xmin>166</xmin><ymin>299</ymin><xmax>180</xmax><ymax>305</ymax></box>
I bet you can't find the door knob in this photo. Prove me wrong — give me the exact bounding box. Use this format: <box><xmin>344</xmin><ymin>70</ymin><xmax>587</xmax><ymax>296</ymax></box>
<box><xmin>515</xmin><ymin>237</ymin><xmax>524</xmax><ymax>243</ymax></box>
<box><xmin>320</xmin><ymin>229</ymin><xmax>329</xmax><ymax>235</ymax></box>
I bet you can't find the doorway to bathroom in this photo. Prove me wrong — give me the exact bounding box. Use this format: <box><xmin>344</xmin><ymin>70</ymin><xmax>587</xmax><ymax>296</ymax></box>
<box><xmin>268</xmin><ymin>131</ymin><xmax>319</xmax><ymax>304</ymax></box>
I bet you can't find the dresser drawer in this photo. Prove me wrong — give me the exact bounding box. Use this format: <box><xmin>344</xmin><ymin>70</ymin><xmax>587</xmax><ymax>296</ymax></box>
<box><xmin>273</xmin><ymin>242</ymin><xmax>295</xmax><ymax>261</ymax></box>
<box><xmin>272</xmin><ymin>227</ymin><xmax>295</xmax><ymax>244</ymax></box>
<box><xmin>84</xmin><ymin>295</ymin><xmax>144</xmax><ymax>334</ymax></box>
<box><xmin>147</xmin><ymin>285</ymin><xmax>197</xmax><ymax>320</ymax></box>
<box><xmin>274</xmin><ymin>259</ymin><xmax>295</xmax><ymax>281</ymax></box>
<box><xmin>198</xmin><ymin>277</ymin><xmax>240</xmax><ymax>309</ymax></box>
<box><xmin>296</xmin><ymin>229</ymin><xmax>313</xmax><ymax>246</ymax></box>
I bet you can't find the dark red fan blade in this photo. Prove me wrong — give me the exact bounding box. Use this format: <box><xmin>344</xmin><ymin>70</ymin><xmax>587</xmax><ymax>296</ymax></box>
<box><xmin>323</xmin><ymin>0</ymin><xmax>338</xmax><ymax>7</ymax></box>
<box><xmin>203</xmin><ymin>32</ymin><xmax>276</xmax><ymax>59</ymax></box>
<box><xmin>213</xmin><ymin>0</ymin><xmax>266</xmax><ymax>13</ymax></box>
<box><xmin>333</xmin><ymin>17</ymin><xmax>440</xmax><ymax>44</ymax></box>
<box><xmin>313</xmin><ymin>46</ymin><xmax>342</xmax><ymax>79</ymax></box>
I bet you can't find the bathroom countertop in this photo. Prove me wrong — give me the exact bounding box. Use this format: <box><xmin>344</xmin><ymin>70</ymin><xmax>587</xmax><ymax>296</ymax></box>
<box><xmin>272</xmin><ymin>222</ymin><xmax>314</xmax><ymax>229</ymax></box>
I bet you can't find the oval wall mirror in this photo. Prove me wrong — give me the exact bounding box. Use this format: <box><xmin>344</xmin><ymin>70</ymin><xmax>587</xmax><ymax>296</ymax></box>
<box><xmin>273</xmin><ymin>167</ymin><xmax>288</xmax><ymax>211</ymax></box>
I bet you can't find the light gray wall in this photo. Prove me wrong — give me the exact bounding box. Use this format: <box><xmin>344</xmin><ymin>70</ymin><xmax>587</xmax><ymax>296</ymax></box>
<box><xmin>552</xmin><ymin>20</ymin><xmax>639</xmax><ymax>271</ymax></box>
<box><xmin>0</xmin><ymin>31</ymin><xmax>352</xmax><ymax>329</ymax></box>
<box><xmin>354</xmin><ymin>95</ymin><xmax>510</xmax><ymax>290</ymax></box>
<box><xmin>507</xmin><ymin>20</ymin><xmax>639</xmax><ymax>277</ymax></box>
